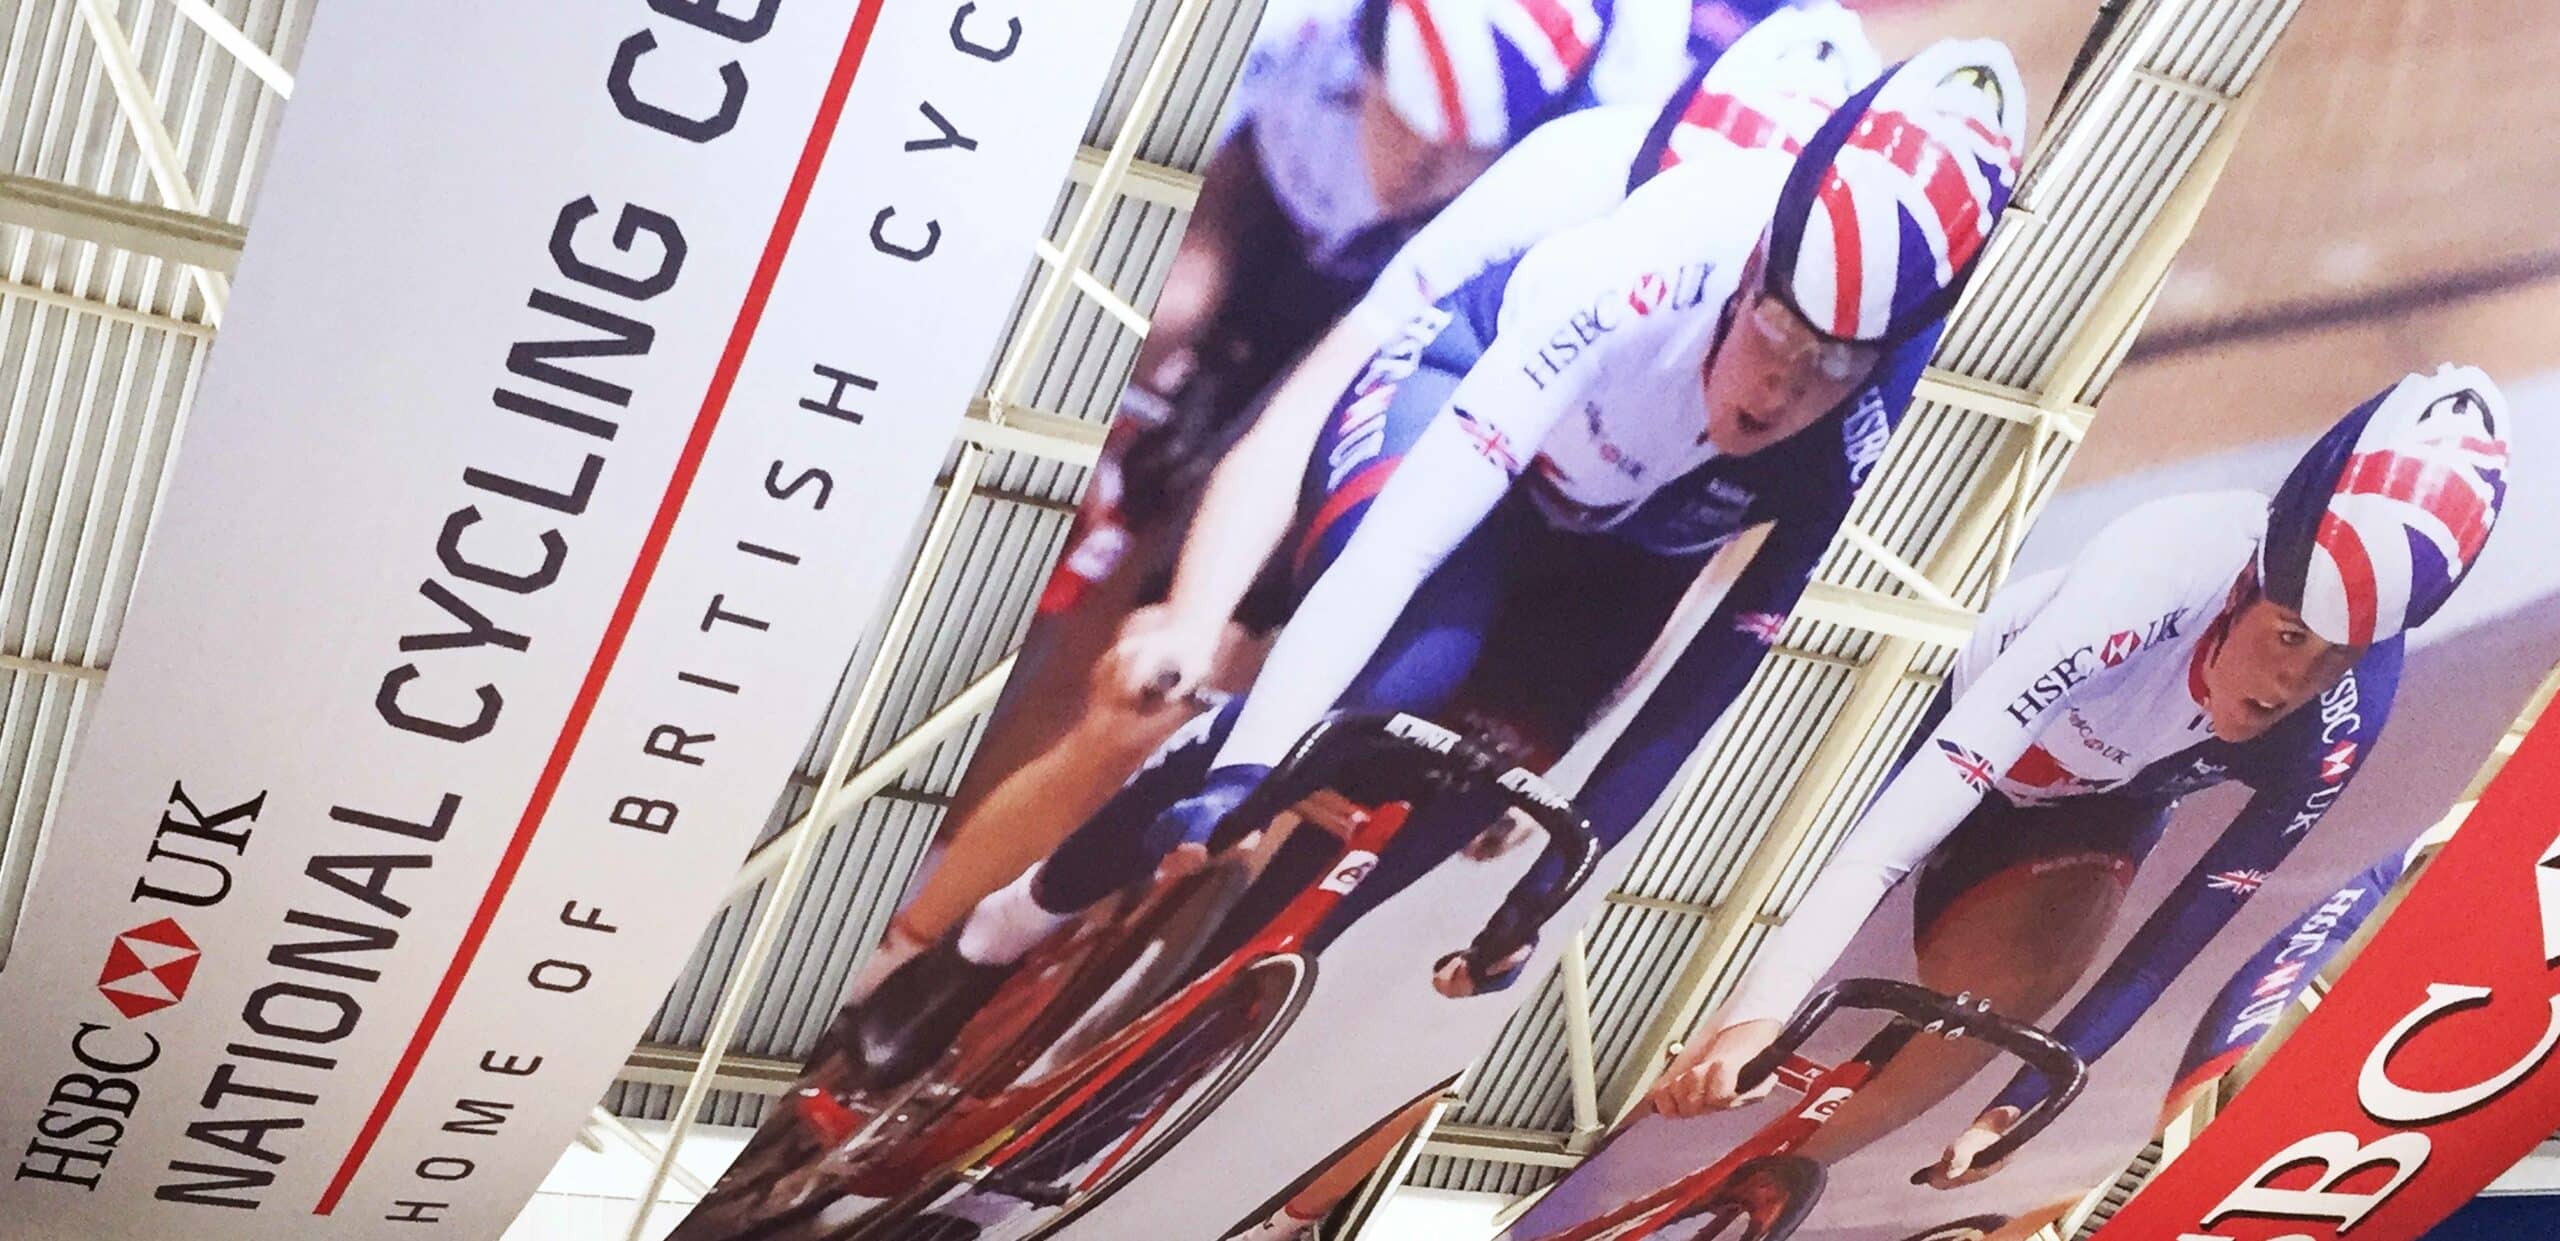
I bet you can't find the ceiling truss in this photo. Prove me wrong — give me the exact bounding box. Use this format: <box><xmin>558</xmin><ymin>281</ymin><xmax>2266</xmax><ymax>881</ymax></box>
<box><xmin>17</xmin><ymin>2</ymin><xmax>2523</xmax><ymax>1239</ymax></box>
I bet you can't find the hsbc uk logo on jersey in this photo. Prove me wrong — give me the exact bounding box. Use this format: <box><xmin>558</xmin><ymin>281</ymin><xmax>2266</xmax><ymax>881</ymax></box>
<box><xmin>1520</xmin><ymin>261</ymin><xmax>1715</xmax><ymax>391</ymax></box>
<box><xmin>2284</xmin><ymin>672</ymin><xmax>2369</xmax><ymax>837</ymax></box>
<box><xmin>2003</xmin><ymin>606</ymin><xmax>2189</xmax><ymax>727</ymax></box>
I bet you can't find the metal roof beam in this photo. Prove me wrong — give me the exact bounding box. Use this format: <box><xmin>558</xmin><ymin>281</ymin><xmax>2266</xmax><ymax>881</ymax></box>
<box><xmin>1422</xmin><ymin>1122</ymin><xmax>1584</xmax><ymax>1170</ymax></box>
<box><xmin>0</xmin><ymin>652</ymin><xmax>107</xmax><ymax>684</ymax></box>
<box><xmin>0</xmin><ymin>173</ymin><xmax>245</xmax><ymax>272</ymax></box>
<box><xmin>0</xmin><ymin>277</ymin><xmax>215</xmax><ymax>338</ymax></box>
<box><xmin>1794</xmin><ymin>580</ymin><xmax>1977</xmax><ymax>648</ymax></box>
<box><xmin>167</xmin><ymin>0</ymin><xmax>295</xmax><ymax>99</ymax></box>
<box><xmin>1069</xmin><ymin>144</ymin><xmax>1201</xmax><ymax>211</ymax></box>
<box><xmin>616</xmin><ymin>1043</ymin><xmax>805</xmax><ymax>1096</ymax></box>
<box><xmin>71</xmin><ymin>0</ymin><xmax>231</xmax><ymax>320</ymax></box>
<box><xmin>958</xmin><ymin>398</ymin><xmax>1107</xmax><ymax>467</ymax></box>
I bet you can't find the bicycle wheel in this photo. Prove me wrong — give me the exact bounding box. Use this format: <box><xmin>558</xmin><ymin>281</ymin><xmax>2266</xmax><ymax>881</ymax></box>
<box><xmin>1030</xmin><ymin>857</ymin><xmax>1256</xmax><ymax>1076</ymax></box>
<box><xmin>1659</xmin><ymin>1155</ymin><xmax>1825</xmax><ymax>1241</ymax></box>
<box><xmin>1007</xmin><ymin>951</ymin><xmax>1316</xmax><ymax>1239</ymax></box>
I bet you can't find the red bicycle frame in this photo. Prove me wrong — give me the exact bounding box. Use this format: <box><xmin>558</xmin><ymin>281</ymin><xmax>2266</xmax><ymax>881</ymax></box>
<box><xmin>845</xmin><ymin>711</ymin><xmax>1601</xmax><ymax>1211</ymax></box>
<box><xmin>1529</xmin><ymin>979</ymin><xmax>2089</xmax><ymax>1240</ymax></box>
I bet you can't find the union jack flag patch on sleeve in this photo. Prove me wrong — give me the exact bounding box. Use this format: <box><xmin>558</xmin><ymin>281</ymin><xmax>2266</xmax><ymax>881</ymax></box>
<box><xmin>1936</xmin><ymin>739</ymin><xmax>1996</xmax><ymax>792</ymax></box>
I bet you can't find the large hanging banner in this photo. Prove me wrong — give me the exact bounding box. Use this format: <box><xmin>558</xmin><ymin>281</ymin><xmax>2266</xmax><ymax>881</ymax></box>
<box><xmin>2086</xmin><ymin>711</ymin><xmax>2560</xmax><ymax>1240</ymax></box>
<box><xmin>0</xmin><ymin>2</ymin><xmax>1129</xmax><ymax>1237</ymax></box>
<box><xmin>665</xmin><ymin>2</ymin><xmax>2108</xmax><ymax>1238</ymax></box>
<box><xmin>1506</xmin><ymin>2</ymin><xmax>2560</xmax><ymax>1238</ymax></box>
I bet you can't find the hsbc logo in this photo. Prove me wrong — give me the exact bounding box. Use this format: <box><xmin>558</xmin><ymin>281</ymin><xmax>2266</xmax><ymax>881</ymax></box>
<box><xmin>2008</xmin><ymin>608</ymin><xmax>2186</xmax><ymax>725</ymax></box>
<box><xmin>1628</xmin><ymin>271</ymin><xmax>1669</xmax><ymax>315</ymax></box>
<box><xmin>15</xmin><ymin>781</ymin><xmax>261</xmax><ymax>1195</ymax></box>
<box><xmin>2322</xmin><ymin>740</ymin><xmax>2359</xmax><ymax>785</ymax></box>
<box><xmin>1625</xmin><ymin>263</ymin><xmax>1710</xmax><ymax>317</ymax></box>
<box><xmin>97</xmin><ymin>918</ymin><xmax>201</xmax><ymax>1019</ymax></box>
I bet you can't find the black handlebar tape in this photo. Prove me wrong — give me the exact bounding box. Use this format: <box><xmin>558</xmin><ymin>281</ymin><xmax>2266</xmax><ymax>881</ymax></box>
<box><xmin>1726</xmin><ymin>978</ymin><xmax>2090</xmax><ymax>1177</ymax></box>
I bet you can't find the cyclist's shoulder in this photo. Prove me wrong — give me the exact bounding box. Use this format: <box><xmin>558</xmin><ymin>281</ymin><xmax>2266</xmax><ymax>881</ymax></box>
<box><xmin>1512</xmin><ymin>152</ymin><xmax>1778</xmax><ymax>296</ymax></box>
<box><xmin>2062</xmin><ymin>490</ymin><xmax>2267</xmax><ymax>600</ymax></box>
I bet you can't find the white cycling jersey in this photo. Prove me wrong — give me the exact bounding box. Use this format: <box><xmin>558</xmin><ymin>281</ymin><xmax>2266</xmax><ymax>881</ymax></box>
<box><xmin>1719</xmin><ymin>493</ymin><xmax>2301</xmax><ymax>1028</ymax></box>
<box><xmin>1943</xmin><ymin>499</ymin><xmax>2259</xmax><ymax>805</ymax></box>
<box><xmin>1213</xmin><ymin>149</ymin><xmax>1805</xmax><ymax>771</ymax></box>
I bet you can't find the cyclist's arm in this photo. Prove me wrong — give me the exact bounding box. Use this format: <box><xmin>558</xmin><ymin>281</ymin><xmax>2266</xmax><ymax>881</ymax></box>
<box><xmin>1365</xmin><ymin>107</ymin><xmax>1655</xmax><ymax>325</ymax></box>
<box><xmin>1713</xmin><ymin>562</ymin><xmax>2140</xmax><ymax>1029</ymax></box>
<box><xmin>1208</xmin><ymin>321</ymin><xmax>1578</xmax><ymax>772</ymax></box>
<box><xmin>1153</xmin><ymin>316</ymin><xmax>1390</xmax><ymax>637</ymax></box>
<box><xmin>1986</xmin><ymin>653</ymin><xmax>2401</xmax><ymax>1114</ymax></box>
<box><xmin>1468</xmin><ymin>513</ymin><xmax>1839</xmax><ymax>975</ymax></box>
<box><xmin>1157</xmin><ymin>112</ymin><xmax>1652</xmax><ymax>639</ymax></box>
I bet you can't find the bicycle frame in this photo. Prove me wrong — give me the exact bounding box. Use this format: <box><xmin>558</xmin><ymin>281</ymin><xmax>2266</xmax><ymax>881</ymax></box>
<box><xmin>837</xmin><ymin>711</ymin><xmax>1601</xmax><ymax>1219</ymax></box>
<box><xmin>1527</xmin><ymin>979</ymin><xmax>2088</xmax><ymax>1241</ymax></box>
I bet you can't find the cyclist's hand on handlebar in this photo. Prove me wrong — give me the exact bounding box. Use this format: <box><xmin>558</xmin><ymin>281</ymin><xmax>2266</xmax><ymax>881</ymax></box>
<box><xmin>1143</xmin><ymin>764</ymin><xmax>1271</xmax><ymax>857</ymax></box>
<box><xmin>1462</xmin><ymin>813</ymin><xmax>1537</xmax><ymax>862</ymax></box>
<box><xmin>1433</xmin><ymin>941</ymin><xmax>1533</xmax><ymax>998</ymax></box>
<box><xmin>1920</xmin><ymin>1106</ymin><xmax>2023</xmax><ymax>1190</ymax></box>
<box><xmin>1100</xmin><ymin>609</ymin><xmax>1225</xmax><ymax>711</ymax></box>
<box><xmin>1649</xmin><ymin>1019</ymin><xmax>1784</xmax><ymax>1118</ymax></box>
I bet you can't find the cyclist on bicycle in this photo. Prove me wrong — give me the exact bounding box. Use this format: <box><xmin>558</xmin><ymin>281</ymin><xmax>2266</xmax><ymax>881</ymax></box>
<box><xmin>1651</xmin><ymin>367</ymin><xmax>2510</xmax><ymax>1180</ymax></box>
<box><xmin>849</xmin><ymin>39</ymin><xmax>2029</xmax><ymax>1087</ymax></box>
<box><xmin>1939</xmin><ymin>850</ymin><xmax>2411</xmax><ymax>1239</ymax></box>
<box><xmin>860</xmin><ymin>2</ymin><xmax>1885</xmax><ymax>1001</ymax></box>
<box><xmin>858</xmin><ymin>0</ymin><xmax>1702</xmax><ymax>1000</ymax></box>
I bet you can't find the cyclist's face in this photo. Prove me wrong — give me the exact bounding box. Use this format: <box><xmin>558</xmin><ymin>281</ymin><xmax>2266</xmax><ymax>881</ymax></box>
<box><xmin>1702</xmin><ymin>266</ymin><xmax>1881</xmax><ymax>457</ymax></box>
<box><xmin>1357</xmin><ymin>82</ymin><xmax>1500</xmax><ymax>217</ymax></box>
<box><xmin>2200</xmin><ymin>589</ymin><xmax>2365</xmax><ymax>742</ymax></box>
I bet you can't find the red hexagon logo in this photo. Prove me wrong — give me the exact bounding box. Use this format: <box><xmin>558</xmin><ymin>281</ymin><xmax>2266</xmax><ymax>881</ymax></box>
<box><xmin>98</xmin><ymin>918</ymin><xmax>200</xmax><ymax>1019</ymax></box>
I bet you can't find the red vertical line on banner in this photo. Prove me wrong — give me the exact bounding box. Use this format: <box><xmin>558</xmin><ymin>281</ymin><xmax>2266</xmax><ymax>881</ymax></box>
<box><xmin>313</xmin><ymin>2</ymin><xmax>892</xmax><ymax>1214</ymax></box>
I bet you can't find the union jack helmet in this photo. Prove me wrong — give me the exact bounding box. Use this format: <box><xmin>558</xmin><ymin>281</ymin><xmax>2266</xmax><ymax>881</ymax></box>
<box><xmin>1361</xmin><ymin>0</ymin><xmax>1609</xmax><ymax>149</ymax></box>
<box><xmin>1655</xmin><ymin>0</ymin><xmax>1881</xmax><ymax>170</ymax></box>
<box><xmin>1762</xmin><ymin>38</ymin><xmax>2027</xmax><ymax>345</ymax></box>
<box><xmin>2259</xmin><ymin>365</ymin><xmax>2511</xmax><ymax>647</ymax></box>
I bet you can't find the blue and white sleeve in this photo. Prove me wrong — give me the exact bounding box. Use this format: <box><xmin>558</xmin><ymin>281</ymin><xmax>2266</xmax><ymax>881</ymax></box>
<box><xmin>1987</xmin><ymin>649</ymin><xmax>2402</xmax><ymax>1115</ymax></box>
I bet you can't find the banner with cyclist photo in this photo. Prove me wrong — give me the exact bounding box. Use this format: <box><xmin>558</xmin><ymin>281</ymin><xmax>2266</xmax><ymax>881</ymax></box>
<box><xmin>667</xmin><ymin>3</ymin><xmax>2108</xmax><ymax>1239</ymax></box>
<box><xmin>1504</xmin><ymin>2</ymin><xmax>2560</xmax><ymax>1237</ymax></box>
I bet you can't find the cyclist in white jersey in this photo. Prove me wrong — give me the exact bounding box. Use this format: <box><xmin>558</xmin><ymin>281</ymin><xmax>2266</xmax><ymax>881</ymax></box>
<box><xmin>855</xmin><ymin>3</ymin><xmax>1871</xmax><ymax>1000</ymax></box>
<box><xmin>839</xmin><ymin>41</ymin><xmax>2030</xmax><ymax>1092</ymax></box>
<box><xmin>1650</xmin><ymin>366</ymin><xmax>2511</xmax><ymax>1183</ymax></box>
<box><xmin>1059</xmin><ymin>0</ymin><xmax>1664</xmax><ymax>601</ymax></box>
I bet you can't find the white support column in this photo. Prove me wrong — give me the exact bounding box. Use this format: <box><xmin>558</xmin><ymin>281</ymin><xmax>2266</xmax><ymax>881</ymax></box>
<box><xmin>163</xmin><ymin>0</ymin><xmax>294</xmax><ymax>98</ymax></box>
<box><xmin>71</xmin><ymin>0</ymin><xmax>231</xmax><ymax>320</ymax></box>
<box><xmin>720</xmin><ymin>652</ymin><xmax>1016</xmax><ymax>901</ymax></box>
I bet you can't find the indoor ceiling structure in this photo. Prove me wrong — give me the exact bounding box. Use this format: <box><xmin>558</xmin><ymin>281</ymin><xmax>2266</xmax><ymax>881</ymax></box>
<box><xmin>4</xmin><ymin>0</ymin><xmax>2551</xmax><ymax>1237</ymax></box>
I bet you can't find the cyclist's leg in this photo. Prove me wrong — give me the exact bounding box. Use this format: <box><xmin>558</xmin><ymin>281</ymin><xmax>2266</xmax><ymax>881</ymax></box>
<box><xmin>1290</xmin><ymin>536</ymin><xmax>1710</xmax><ymax>964</ymax></box>
<box><xmin>850</xmin><ymin>618</ymin><xmax>1272</xmax><ymax>1002</ymax></box>
<box><xmin>2153</xmin><ymin>856</ymin><xmax>2396</xmax><ymax>1127</ymax></box>
<box><xmin>835</xmin><ymin>705</ymin><xmax>1248</xmax><ymax>1085</ymax></box>
<box><xmin>1794</xmin><ymin>794</ymin><xmax>2169</xmax><ymax>1164</ymax></box>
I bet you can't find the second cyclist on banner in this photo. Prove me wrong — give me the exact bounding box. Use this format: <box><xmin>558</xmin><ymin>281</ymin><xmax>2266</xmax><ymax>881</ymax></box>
<box><xmin>666</xmin><ymin>1</ymin><xmax>2047</xmax><ymax>1237</ymax></box>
